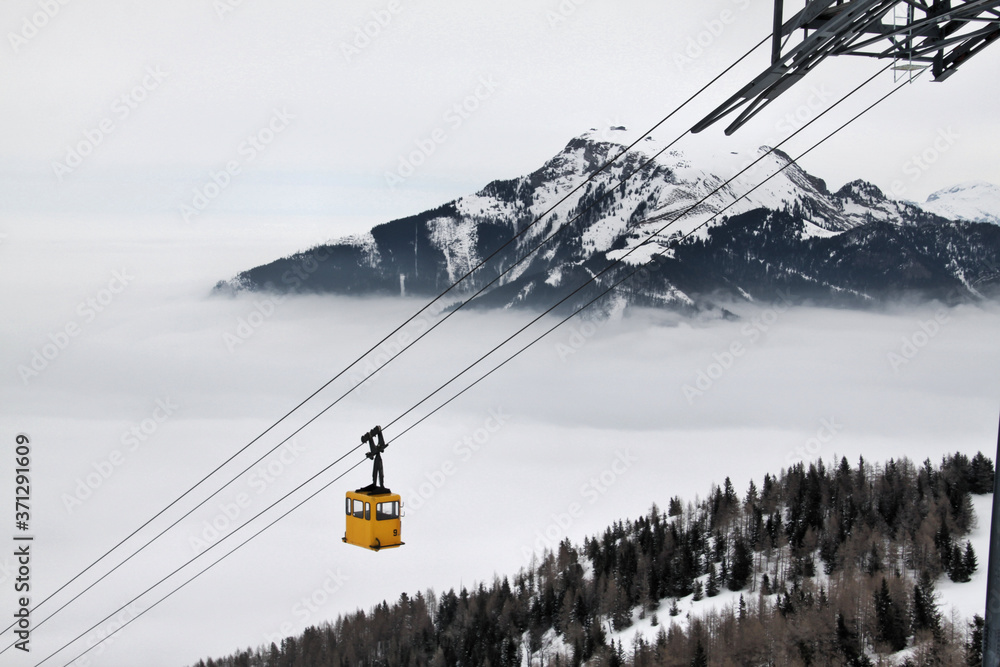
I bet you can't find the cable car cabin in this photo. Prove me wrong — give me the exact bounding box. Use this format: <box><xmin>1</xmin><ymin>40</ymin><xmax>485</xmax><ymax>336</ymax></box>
<box><xmin>344</xmin><ymin>425</ymin><xmax>402</xmax><ymax>552</ymax></box>
<box><xmin>343</xmin><ymin>489</ymin><xmax>403</xmax><ymax>552</ymax></box>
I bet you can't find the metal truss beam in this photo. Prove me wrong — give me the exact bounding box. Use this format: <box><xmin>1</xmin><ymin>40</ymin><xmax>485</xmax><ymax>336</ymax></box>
<box><xmin>691</xmin><ymin>0</ymin><xmax>1000</xmax><ymax>135</ymax></box>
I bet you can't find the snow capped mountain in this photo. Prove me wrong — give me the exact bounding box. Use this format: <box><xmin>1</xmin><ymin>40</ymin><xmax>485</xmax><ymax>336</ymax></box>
<box><xmin>447</xmin><ymin>127</ymin><xmax>938</xmax><ymax>267</ymax></box>
<box><xmin>218</xmin><ymin>128</ymin><xmax>1000</xmax><ymax>311</ymax></box>
<box><xmin>919</xmin><ymin>181</ymin><xmax>1000</xmax><ymax>225</ymax></box>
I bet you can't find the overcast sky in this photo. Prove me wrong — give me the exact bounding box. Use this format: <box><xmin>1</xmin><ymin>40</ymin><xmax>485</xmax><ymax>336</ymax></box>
<box><xmin>3</xmin><ymin>0</ymin><xmax>999</xmax><ymax>235</ymax></box>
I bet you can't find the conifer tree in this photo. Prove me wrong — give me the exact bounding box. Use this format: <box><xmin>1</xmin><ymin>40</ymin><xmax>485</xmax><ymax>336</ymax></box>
<box><xmin>668</xmin><ymin>496</ymin><xmax>683</xmax><ymax>517</ymax></box>
<box><xmin>865</xmin><ymin>543</ymin><xmax>882</xmax><ymax>575</ymax></box>
<box><xmin>608</xmin><ymin>640</ymin><xmax>622</xmax><ymax>667</ymax></box>
<box><xmin>964</xmin><ymin>541</ymin><xmax>978</xmax><ymax>575</ymax></box>
<box><xmin>836</xmin><ymin>613</ymin><xmax>872</xmax><ymax>667</ymax></box>
<box><xmin>728</xmin><ymin>536</ymin><xmax>752</xmax><ymax>590</ymax></box>
<box><xmin>937</xmin><ymin>517</ymin><xmax>954</xmax><ymax>573</ymax></box>
<box><xmin>950</xmin><ymin>543</ymin><xmax>971</xmax><ymax>582</ymax></box>
<box><xmin>873</xmin><ymin>578</ymin><xmax>908</xmax><ymax>652</ymax></box>
<box><xmin>966</xmin><ymin>614</ymin><xmax>984</xmax><ymax>667</ymax></box>
<box><xmin>706</xmin><ymin>564</ymin><xmax>719</xmax><ymax>598</ymax></box>
<box><xmin>969</xmin><ymin>452</ymin><xmax>994</xmax><ymax>494</ymax></box>
<box><xmin>691</xmin><ymin>638</ymin><xmax>707</xmax><ymax>667</ymax></box>
<box><xmin>911</xmin><ymin>570</ymin><xmax>941</xmax><ymax>635</ymax></box>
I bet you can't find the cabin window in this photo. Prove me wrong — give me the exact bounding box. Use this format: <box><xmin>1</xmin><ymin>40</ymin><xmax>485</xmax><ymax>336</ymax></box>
<box><xmin>345</xmin><ymin>498</ymin><xmax>350</xmax><ymax>516</ymax></box>
<box><xmin>351</xmin><ymin>498</ymin><xmax>365</xmax><ymax>519</ymax></box>
<box><xmin>365</xmin><ymin>502</ymin><xmax>371</xmax><ymax>521</ymax></box>
<box><xmin>376</xmin><ymin>501</ymin><xmax>399</xmax><ymax>520</ymax></box>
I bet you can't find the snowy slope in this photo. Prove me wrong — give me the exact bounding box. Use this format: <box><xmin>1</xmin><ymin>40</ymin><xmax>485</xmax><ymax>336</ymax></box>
<box><xmin>605</xmin><ymin>493</ymin><xmax>994</xmax><ymax>659</ymax></box>
<box><xmin>920</xmin><ymin>181</ymin><xmax>1000</xmax><ymax>225</ymax></box>
<box><xmin>937</xmin><ymin>492</ymin><xmax>991</xmax><ymax>624</ymax></box>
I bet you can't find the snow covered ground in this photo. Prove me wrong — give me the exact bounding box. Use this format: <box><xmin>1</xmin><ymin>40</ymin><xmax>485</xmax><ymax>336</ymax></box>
<box><xmin>0</xmin><ymin>214</ymin><xmax>998</xmax><ymax>667</ymax></box>
<box><xmin>939</xmin><ymin>493</ymin><xmax>992</xmax><ymax>625</ymax></box>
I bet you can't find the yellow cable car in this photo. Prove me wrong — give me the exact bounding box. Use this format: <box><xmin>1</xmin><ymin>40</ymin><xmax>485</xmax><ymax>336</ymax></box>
<box><xmin>343</xmin><ymin>489</ymin><xmax>403</xmax><ymax>551</ymax></box>
<box><xmin>343</xmin><ymin>425</ymin><xmax>405</xmax><ymax>552</ymax></box>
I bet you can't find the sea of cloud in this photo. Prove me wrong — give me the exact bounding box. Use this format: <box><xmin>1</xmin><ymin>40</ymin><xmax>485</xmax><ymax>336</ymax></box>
<box><xmin>0</xmin><ymin>214</ymin><xmax>997</xmax><ymax>666</ymax></box>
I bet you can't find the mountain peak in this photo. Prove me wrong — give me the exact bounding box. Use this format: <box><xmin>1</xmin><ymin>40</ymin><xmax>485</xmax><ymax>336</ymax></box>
<box><xmin>926</xmin><ymin>180</ymin><xmax>998</xmax><ymax>202</ymax></box>
<box><xmin>921</xmin><ymin>181</ymin><xmax>1000</xmax><ymax>224</ymax></box>
<box><xmin>836</xmin><ymin>179</ymin><xmax>886</xmax><ymax>204</ymax></box>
